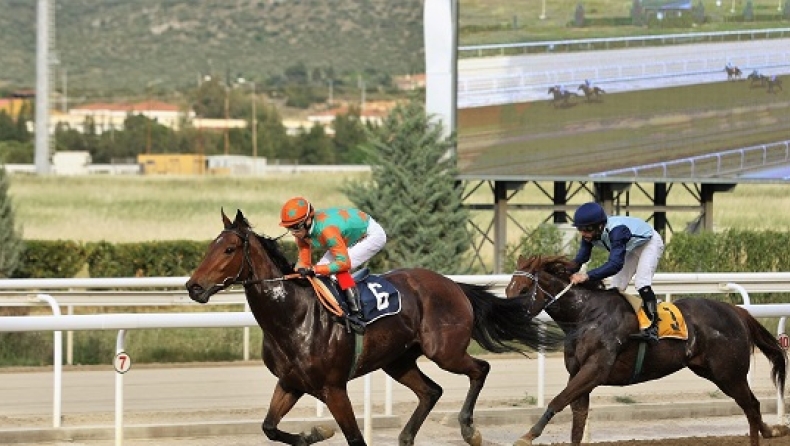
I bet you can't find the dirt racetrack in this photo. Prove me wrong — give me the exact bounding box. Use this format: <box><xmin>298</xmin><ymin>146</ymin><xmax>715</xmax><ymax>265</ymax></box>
<box><xmin>4</xmin><ymin>355</ymin><xmax>790</xmax><ymax>445</ymax></box>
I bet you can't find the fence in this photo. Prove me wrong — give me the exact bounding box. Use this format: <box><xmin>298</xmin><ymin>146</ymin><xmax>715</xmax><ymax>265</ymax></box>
<box><xmin>2</xmin><ymin>273</ymin><xmax>790</xmax><ymax>444</ymax></box>
<box><xmin>457</xmin><ymin>37</ymin><xmax>790</xmax><ymax>107</ymax></box>
<box><xmin>458</xmin><ymin>28</ymin><xmax>790</xmax><ymax>58</ymax></box>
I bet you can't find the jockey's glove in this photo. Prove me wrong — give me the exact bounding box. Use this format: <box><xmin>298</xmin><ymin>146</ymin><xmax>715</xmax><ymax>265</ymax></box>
<box><xmin>297</xmin><ymin>267</ymin><xmax>315</xmax><ymax>278</ymax></box>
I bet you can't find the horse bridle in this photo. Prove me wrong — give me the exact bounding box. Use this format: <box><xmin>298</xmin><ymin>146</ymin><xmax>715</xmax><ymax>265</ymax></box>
<box><xmin>212</xmin><ymin>228</ymin><xmax>286</xmax><ymax>290</ymax></box>
<box><xmin>512</xmin><ymin>270</ymin><xmax>573</xmax><ymax>316</ymax></box>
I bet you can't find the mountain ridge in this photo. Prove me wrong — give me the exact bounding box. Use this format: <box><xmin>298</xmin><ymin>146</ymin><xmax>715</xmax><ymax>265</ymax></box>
<box><xmin>0</xmin><ymin>0</ymin><xmax>425</xmax><ymax>94</ymax></box>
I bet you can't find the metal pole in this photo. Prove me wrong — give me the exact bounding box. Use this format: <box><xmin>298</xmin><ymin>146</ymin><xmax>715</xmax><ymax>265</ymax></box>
<box><xmin>364</xmin><ymin>374</ymin><xmax>372</xmax><ymax>444</ymax></box>
<box><xmin>115</xmin><ymin>330</ymin><xmax>127</xmax><ymax>446</ymax></box>
<box><xmin>251</xmin><ymin>82</ymin><xmax>257</xmax><ymax>169</ymax></box>
<box><xmin>34</xmin><ymin>0</ymin><xmax>51</xmax><ymax>174</ymax></box>
<box><xmin>37</xmin><ymin>294</ymin><xmax>61</xmax><ymax>427</ymax></box>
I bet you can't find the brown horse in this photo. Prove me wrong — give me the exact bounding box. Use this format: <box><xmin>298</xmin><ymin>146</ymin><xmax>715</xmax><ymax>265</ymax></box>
<box><xmin>548</xmin><ymin>86</ymin><xmax>577</xmax><ymax>108</ymax></box>
<box><xmin>505</xmin><ymin>254</ymin><xmax>789</xmax><ymax>446</ymax></box>
<box><xmin>725</xmin><ymin>65</ymin><xmax>742</xmax><ymax>81</ymax></box>
<box><xmin>577</xmin><ymin>84</ymin><xmax>605</xmax><ymax>102</ymax></box>
<box><xmin>186</xmin><ymin>210</ymin><xmax>558</xmax><ymax>446</ymax></box>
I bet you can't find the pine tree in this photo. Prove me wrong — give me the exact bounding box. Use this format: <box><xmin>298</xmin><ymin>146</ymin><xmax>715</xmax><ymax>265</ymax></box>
<box><xmin>342</xmin><ymin>100</ymin><xmax>471</xmax><ymax>274</ymax></box>
<box><xmin>0</xmin><ymin>166</ymin><xmax>23</xmax><ymax>278</ymax></box>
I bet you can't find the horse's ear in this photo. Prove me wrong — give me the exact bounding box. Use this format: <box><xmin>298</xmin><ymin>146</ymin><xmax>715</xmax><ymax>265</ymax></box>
<box><xmin>234</xmin><ymin>209</ymin><xmax>249</xmax><ymax>229</ymax></box>
<box><xmin>517</xmin><ymin>254</ymin><xmax>528</xmax><ymax>268</ymax></box>
<box><xmin>221</xmin><ymin>208</ymin><xmax>232</xmax><ymax>229</ymax></box>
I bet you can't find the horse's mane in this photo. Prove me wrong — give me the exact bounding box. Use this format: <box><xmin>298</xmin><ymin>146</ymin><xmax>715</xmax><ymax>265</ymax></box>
<box><xmin>229</xmin><ymin>215</ymin><xmax>295</xmax><ymax>275</ymax></box>
<box><xmin>255</xmin><ymin>234</ymin><xmax>296</xmax><ymax>275</ymax></box>
<box><xmin>523</xmin><ymin>254</ymin><xmax>605</xmax><ymax>291</ymax></box>
<box><xmin>523</xmin><ymin>254</ymin><xmax>625</xmax><ymax>337</ymax></box>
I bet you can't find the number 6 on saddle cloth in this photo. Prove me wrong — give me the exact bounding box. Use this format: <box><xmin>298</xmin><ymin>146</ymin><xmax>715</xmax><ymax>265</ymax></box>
<box><xmin>311</xmin><ymin>268</ymin><xmax>402</xmax><ymax>324</ymax></box>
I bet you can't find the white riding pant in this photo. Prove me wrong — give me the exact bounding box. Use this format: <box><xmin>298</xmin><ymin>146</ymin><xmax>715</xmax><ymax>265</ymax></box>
<box><xmin>609</xmin><ymin>231</ymin><xmax>665</xmax><ymax>292</ymax></box>
<box><xmin>318</xmin><ymin>217</ymin><xmax>387</xmax><ymax>270</ymax></box>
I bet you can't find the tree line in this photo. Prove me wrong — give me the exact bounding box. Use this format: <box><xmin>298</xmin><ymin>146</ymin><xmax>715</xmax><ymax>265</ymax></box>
<box><xmin>0</xmin><ymin>62</ymin><xmax>413</xmax><ymax>166</ymax></box>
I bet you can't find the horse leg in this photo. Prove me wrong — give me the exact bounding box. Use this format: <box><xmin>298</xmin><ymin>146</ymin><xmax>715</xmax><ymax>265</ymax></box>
<box><xmin>262</xmin><ymin>381</ymin><xmax>334</xmax><ymax>445</ymax></box>
<box><xmin>514</xmin><ymin>361</ymin><xmax>608</xmax><ymax>445</ymax></box>
<box><xmin>436</xmin><ymin>355</ymin><xmax>490</xmax><ymax>446</ymax></box>
<box><xmin>323</xmin><ymin>386</ymin><xmax>366</xmax><ymax>446</ymax></box>
<box><xmin>383</xmin><ymin>358</ymin><xmax>444</xmax><ymax>446</ymax></box>
<box><xmin>569</xmin><ymin>393</ymin><xmax>591</xmax><ymax>444</ymax></box>
<box><xmin>710</xmin><ymin>377</ymin><xmax>790</xmax><ymax>446</ymax></box>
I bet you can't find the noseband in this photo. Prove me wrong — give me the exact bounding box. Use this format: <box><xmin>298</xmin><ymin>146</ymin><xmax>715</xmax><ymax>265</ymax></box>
<box><xmin>512</xmin><ymin>270</ymin><xmax>573</xmax><ymax>316</ymax></box>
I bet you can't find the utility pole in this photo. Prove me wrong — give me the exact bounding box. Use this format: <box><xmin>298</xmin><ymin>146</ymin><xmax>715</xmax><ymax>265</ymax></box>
<box><xmin>251</xmin><ymin>82</ymin><xmax>257</xmax><ymax>164</ymax></box>
<box><xmin>34</xmin><ymin>0</ymin><xmax>51</xmax><ymax>174</ymax></box>
<box><xmin>224</xmin><ymin>85</ymin><xmax>230</xmax><ymax>155</ymax></box>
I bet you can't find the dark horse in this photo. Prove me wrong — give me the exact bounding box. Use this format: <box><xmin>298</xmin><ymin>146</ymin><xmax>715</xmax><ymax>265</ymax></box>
<box><xmin>748</xmin><ymin>72</ymin><xmax>769</xmax><ymax>88</ymax></box>
<box><xmin>577</xmin><ymin>84</ymin><xmax>605</xmax><ymax>102</ymax></box>
<box><xmin>767</xmin><ymin>76</ymin><xmax>783</xmax><ymax>94</ymax></box>
<box><xmin>725</xmin><ymin>65</ymin><xmax>742</xmax><ymax>81</ymax></box>
<box><xmin>505</xmin><ymin>254</ymin><xmax>789</xmax><ymax>446</ymax></box>
<box><xmin>548</xmin><ymin>87</ymin><xmax>577</xmax><ymax>108</ymax></box>
<box><xmin>186</xmin><ymin>210</ymin><xmax>557</xmax><ymax>446</ymax></box>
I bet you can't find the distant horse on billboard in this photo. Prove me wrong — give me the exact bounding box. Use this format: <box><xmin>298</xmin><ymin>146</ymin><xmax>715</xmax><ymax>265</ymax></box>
<box><xmin>725</xmin><ymin>65</ymin><xmax>742</xmax><ymax>81</ymax></box>
<box><xmin>577</xmin><ymin>84</ymin><xmax>605</xmax><ymax>102</ymax></box>
<box><xmin>548</xmin><ymin>87</ymin><xmax>577</xmax><ymax>108</ymax></box>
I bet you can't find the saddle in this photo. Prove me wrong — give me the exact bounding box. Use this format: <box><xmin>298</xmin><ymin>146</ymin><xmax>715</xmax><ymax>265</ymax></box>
<box><xmin>311</xmin><ymin>269</ymin><xmax>402</xmax><ymax>327</ymax></box>
<box><xmin>618</xmin><ymin>291</ymin><xmax>688</xmax><ymax>340</ymax></box>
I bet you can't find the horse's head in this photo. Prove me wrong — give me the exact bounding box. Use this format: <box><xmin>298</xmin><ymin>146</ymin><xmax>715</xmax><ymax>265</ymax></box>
<box><xmin>505</xmin><ymin>254</ymin><xmax>576</xmax><ymax>317</ymax></box>
<box><xmin>186</xmin><ymin>209</ymin><xmax>291</xmax><ymax>304</ymax></box>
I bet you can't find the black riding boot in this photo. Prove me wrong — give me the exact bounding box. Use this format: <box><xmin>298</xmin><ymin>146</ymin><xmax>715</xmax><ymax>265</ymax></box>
<box><xmin>344</xmin><ymin>286</ymin><xmax>365</xmax><ymax>334</ymax></box>
<box><xmin>630</xmin><ymin>286</ymin><xmax>659</xmax><ymax>345</ymax></box>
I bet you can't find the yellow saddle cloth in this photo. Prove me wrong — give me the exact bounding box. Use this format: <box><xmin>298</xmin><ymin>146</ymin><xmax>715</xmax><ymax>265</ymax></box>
<box><xmin>620</xmin><ymin>292</ymin><xmax>688</xmax><ymax>340</ymax></box>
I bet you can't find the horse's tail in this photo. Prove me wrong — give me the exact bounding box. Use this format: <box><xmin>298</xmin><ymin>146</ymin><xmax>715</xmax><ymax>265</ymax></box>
<box><xmin>456</xmin><ymin>282</ymin><xmax>563</xmax><ymax>355</ymax></box>
<box><xmin>739</xmin><ymin>307</ymin><xmax>787</xmax><ymax>393</ymax></box>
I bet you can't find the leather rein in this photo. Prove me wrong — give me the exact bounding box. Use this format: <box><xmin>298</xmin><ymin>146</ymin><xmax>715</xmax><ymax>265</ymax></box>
<box><xmin>512</xmin><ymin>270</ymin><xmax>573</xmax><ymax>316</ymax></box>
<box><xmin>212</xmin><ymin>228</ymin><xmax>298</xmax><ymax>292</ymax></box>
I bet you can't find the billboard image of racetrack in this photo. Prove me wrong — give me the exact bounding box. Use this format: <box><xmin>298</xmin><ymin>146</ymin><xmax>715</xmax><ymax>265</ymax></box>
<box><xmin>456</xmin><ymin>37</ymin><xmax>790</xmax><ymax>183</ymax></box>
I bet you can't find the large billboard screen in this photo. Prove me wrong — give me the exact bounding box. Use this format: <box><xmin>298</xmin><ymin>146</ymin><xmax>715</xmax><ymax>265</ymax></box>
<box><xmin>456</xmin><ymin>36</ymin><xmax>790</xmax><ymax>183</ymax></box>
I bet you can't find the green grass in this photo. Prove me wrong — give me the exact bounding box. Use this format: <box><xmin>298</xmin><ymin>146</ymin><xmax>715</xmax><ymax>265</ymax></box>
<box><xmin>6</xmin><ymin>172</ymin><xmax>790</xmax><ymax>366</ymax></box>
<box><xmin>8</xmin><ymin>173</ymin><xmax>367</xmax><ymax>243</ymax></box>
<box><xmin>458</xmin><ymin>81</ymin><xmax>790</xmax><ymax>177</ymax></box>
<box><xmin>459</xmin><ymin>0</ymin><xmax>790</xmax><ymax>44</ymax></box>
<box><xmin>9</xmin><ymin>172</ymin><xmax>790</xmax><ymax>245</ymax></box>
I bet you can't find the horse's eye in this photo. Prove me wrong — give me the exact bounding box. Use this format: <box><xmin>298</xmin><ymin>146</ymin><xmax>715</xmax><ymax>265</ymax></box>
<box><xmin>224</xmin><ymin>246</ymin><xmax>235</xmax><ymax>255</ymax></box>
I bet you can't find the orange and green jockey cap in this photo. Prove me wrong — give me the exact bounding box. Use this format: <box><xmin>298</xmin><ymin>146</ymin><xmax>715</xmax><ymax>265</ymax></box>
<box><xmin>279</xmin><ymin>196</ymin><xmax>314</xmax><ymax>227</ymax></box>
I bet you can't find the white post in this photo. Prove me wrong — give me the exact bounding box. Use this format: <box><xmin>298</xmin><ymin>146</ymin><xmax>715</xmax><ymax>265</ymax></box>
<box><xmin>243</xmin><ymin>301</ymin><xmax>250</xmax><ymax>361</ymax></box>
<box><xmin>778</xmin><ymin>317</ymin><xmax>787</xmax><ymax>423</ymax></box>
<box><xmin>385</xmin><ymin>375</ymin><xmax>393</xmax><ymax>416</ymax></box>
<box><xmin>36</xmin><ymin>294</ymin><xmax>61</xmax><ymax>427</ymax></box>
<box><xmin>67</xmin><ymin>305</ymin><xmax>74</xmax><ymax>365</ymax></box>
<box><xmin>537</xmin><ymin>322</ymin><xmax>545</xmax><ymax>407</ymax></box>
<box><xmin>115</xmin><ymin>330</ymin><xmax>127</xmax><ymax>446</ymax></box>
<box><xmin>364</xmin><ymin>374</ymin><xmax>372</xmax><ymax>444</ymax></box>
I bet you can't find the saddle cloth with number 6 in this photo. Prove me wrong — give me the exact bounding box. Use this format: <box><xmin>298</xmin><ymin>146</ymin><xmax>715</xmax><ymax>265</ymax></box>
<box><xmin>354</xmin><ymin>270</ymin><xmax>402</xmax><ymax>322</ymax></box>
<box><xmin>316</xmin><ymin>269</ymin><xmax>402</xmax><ymax>323</ymax></box>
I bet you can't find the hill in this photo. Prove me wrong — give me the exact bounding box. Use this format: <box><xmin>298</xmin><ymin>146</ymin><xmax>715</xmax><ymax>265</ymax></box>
<box><xmin>0</xmin><ymin>0</ymin><xmax>424</xmax><ymax>94</ymax></box>
<box><xmin>2</xmin><ymin>0</ymin><xmax>786</xmax><ymax>97</ymax></box>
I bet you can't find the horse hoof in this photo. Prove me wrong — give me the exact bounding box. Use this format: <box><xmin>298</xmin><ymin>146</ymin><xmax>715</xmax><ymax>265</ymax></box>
<box><xmin>465</xmin><ymin>428</ymin><xmax>482</xmax><ymax>446</ymax></box>
<box><xmin>303</xmin><ymin>425</ymin><xmax>335</xmax><ymax>443</ymax></box>
<box><xmin>513</xmin><ymin>436</ymin><xmax>533</xmax><ymax>446</ymax></box>
<box><xmin>770</xmin><ymin>424</ymin><xmax>790</xmax><ymax>437</ymax></box>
